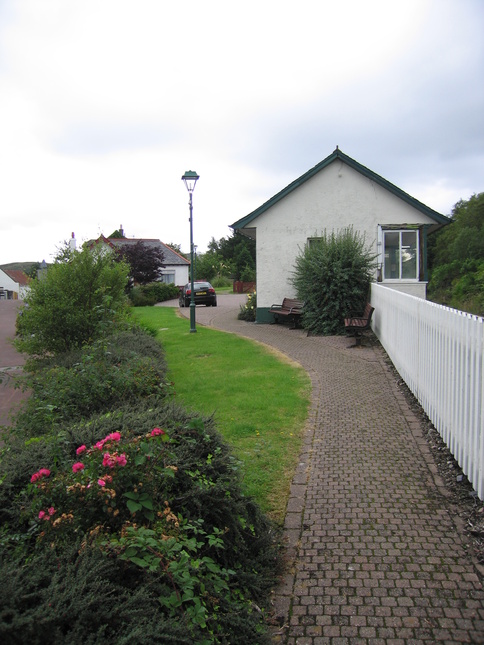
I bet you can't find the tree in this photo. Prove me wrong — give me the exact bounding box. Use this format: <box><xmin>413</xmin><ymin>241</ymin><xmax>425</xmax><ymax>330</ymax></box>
<box><xmin>292</xmin><ymin>227</ymin><xmax>376</xmax><ymax>335</ymax></box>
<box><xmin>15</xmin><ymin>247</ymin><xmax>130</xmax><ymax>358</ymax></box>
<box><xmin>218</xmin><ymin>232</ymin><xmax>256</xmax><ymax>279</ymax></box>
<box><xmin>165</xmin><ymin>242</ymin><xmax>183</xmax><ymax>255</ymax></box>
<box><xmin>118</xmin><ymin>241</ymin><xmax>165</xmax><ymax>286</ymax></box>
<box><xmin>234</xmin><ymin>246</ymin><xmax>255</xmax><ymax>282</ymax></box>
<box><xmin>195</xmin><ymin>249</ymin><xmax>228</xmax><ymax>282</ymax></box>
<box><xmin>428</xmin><ymin>192</ymin><xmax>484</xmax><ymax>315</ymax></box>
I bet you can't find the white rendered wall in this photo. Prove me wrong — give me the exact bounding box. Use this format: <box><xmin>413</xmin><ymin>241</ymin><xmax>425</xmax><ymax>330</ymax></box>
<box><xmin>254</xmin><ymin>162</ymin><xmax>437</xmax><ymax>308</ymax></box>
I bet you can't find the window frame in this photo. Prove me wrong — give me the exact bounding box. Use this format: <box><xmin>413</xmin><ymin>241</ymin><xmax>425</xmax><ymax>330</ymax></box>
<box><xmin>381</xmin><ymin>228</ymin><xmax>420</xmax><ymax>282</ymax></box>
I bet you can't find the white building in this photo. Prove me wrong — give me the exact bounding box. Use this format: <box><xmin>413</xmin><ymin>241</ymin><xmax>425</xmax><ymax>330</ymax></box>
<box><xmin>231</xmin><ymin>148</ymin><xmax>450</xmax><ymax>323</ymax></box>
<box><xmin>0</xmin><ymin>268</ymin><xmax>30</xmax><ymax>300</ymax></box>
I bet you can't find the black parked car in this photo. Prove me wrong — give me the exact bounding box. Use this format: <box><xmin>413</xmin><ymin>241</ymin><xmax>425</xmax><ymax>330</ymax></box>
<box><xmin>179</xmin><ymin>281</ymin><xmax>217</xmax><ymax>307</ymax></box>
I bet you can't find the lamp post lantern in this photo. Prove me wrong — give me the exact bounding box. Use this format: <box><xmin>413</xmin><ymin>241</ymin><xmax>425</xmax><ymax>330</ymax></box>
<box><xmin>181</xmin><ymin>170</ymin><xmax>199</xmax><ymax>333</ymax></box>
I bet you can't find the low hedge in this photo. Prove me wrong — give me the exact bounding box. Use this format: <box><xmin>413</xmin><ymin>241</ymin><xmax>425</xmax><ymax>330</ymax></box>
<box><xmin>129</xmin><ymin>282</ymin><xmax>180</xmax><ymax>307</ymax></box>
<box><xmin>0</xmin><ymin>329</ymin><xmax>281</xmax><ymax>644</ymax></box>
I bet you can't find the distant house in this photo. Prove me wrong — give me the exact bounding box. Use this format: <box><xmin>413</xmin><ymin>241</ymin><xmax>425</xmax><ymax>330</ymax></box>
<box><xmin>231</xmin><ymin>148</ymin><xmax>450</xmax><ymax>323</ymax></box>
<box><xmin>88</xmin><ymin>235</ymin><xmax>190</xmax><ymax>287</ymax></box>
<box><xmin>0</xmin><ymin>269</ymin><xmax>30</xmax><ymax>300</ymax></box>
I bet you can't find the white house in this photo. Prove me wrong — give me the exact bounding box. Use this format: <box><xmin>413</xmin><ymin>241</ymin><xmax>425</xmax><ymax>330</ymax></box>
<box><xmin>89</xmin><ymin>236</ymin><xmax>190</xmax><ymax>287</ymax></box>
<box><xmin>0</xmin><ymin>268</ymin><xmax>30</xmax><ymax>300</ymax></box>
<box><xmin>231</xmin><ymin>148</ymin><xmax>450</xmax><ymax>323</ymax></box>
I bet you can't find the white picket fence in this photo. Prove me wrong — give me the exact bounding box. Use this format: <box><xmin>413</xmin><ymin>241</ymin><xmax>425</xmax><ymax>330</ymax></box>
<box><xmin>371</xmin><ymin>283</ymin><xmax>484</xmax><ymax>501</ymax></box>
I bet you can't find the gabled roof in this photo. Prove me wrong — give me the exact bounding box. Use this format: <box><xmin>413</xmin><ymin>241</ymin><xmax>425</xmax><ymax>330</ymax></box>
<box><xmin>88</xmin><ymin>236</ymin><xmax>190</xmax><ymax>266</ymax></box>
<box><xmin>231</xmin><ymin>148</ymin><xmax>450</xmax><ymax>230</ymax></box>
<box><xmin>2</xmin><ymin>269</ymin><xmax>30</xmax><ymax>286</ymax></box>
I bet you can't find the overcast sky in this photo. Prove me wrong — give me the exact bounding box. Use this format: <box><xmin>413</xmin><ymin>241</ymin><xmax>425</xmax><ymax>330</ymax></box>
<box><xmin>1</xmin><ymin>0</ymin><xmax>483</xmax><ymax>264</ymax></box>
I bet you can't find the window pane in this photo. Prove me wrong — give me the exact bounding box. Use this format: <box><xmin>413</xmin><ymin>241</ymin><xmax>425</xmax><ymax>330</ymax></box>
<box><xmin>384</xmin><ymin>232</ymin><xmax>400</xmax><ymax>279</ymax></box>
<box><xmin>401</xmin><ymin>231</ymin><xmax>417</xmax><ymax>279</ymax></box>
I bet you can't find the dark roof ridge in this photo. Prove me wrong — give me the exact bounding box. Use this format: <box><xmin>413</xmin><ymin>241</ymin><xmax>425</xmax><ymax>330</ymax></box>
<box><xmin>232</xmin><ymin>148</ymin><xmax>450</xmax><ymax>229</ymax></box>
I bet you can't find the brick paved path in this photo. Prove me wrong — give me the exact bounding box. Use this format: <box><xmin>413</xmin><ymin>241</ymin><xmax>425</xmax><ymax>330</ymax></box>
<box><xmin>175</xmin><ymin>296</ymin><xmax>484</xmax><ymax>644</ymax></box>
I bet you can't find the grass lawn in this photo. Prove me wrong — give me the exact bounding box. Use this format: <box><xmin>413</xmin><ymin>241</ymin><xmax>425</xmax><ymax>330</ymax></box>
<box><xmin>133</xmin><ymin>306</ymin><xmax>311</xmax><ymax>523</ymax></box>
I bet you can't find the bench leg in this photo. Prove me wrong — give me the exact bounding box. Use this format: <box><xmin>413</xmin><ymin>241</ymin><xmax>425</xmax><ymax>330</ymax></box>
<box><xmin>346</xmin><ymin>329</ymin><xmax>364</xmax><ymax>347</ymax></box>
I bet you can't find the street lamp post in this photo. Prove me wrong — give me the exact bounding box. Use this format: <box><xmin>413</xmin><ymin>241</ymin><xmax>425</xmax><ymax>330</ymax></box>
<box><xmin>181</xmin><ymin>170</ymin><xmax>199</xmax><ymax>333</ymax></box>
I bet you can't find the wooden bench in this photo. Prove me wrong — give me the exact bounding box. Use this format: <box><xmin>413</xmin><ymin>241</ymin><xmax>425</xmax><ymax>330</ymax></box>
<box><xmin>344</xmin><ymin>302</ymin><xmax>374</xmax><ymax>346</ymax></box>
<box><xmin>269</xmin><ymin>298</ymin><xmax>304</xmax><ymax>329</ymax></box>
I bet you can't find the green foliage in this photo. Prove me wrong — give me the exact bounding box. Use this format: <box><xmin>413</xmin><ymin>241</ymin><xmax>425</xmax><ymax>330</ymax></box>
<box><xmin>13</xmin><ymin>329</ymin><xmax>169</xmax><ymax>437</ymax></box>
<box><xmin>210</xmin><ymin>276</ymin><xmax>233</xmax><ymax>288</ymax></box>
<box><xmin>165</xmin><ymin>242</ymin><xmax>183</xmax><ymax>255</ymax></box>
<box><xmin>292</xmin><ymin>227</ymin><xmax>376</xmax><ymax>335</ymax></box>
<box><xmin>238</xmin><ymin>291</ymin><xmax>257</xmax><ymax>321</ymax></box>
<box><xmin>128</xmin><ymin>282</ymin><xmax>179</xmax><ymax>307</ymax></box>
<box><xmin>0</xmin><ymin>240</ymin><xmax>282</xmax><ymax>641</ymax></box>
<box><xmin>195</xmin><ymin>232</ymin><xmax>256</xmax><ymax>282</ymax></box>
<box><xmin>26</xmin><ymin>263</ymin><xmax>40</xmax><ymax>279</ymax></box>
<box><xmin>234</xmin><ymin>246</ymin><xmax>255</xmax><ymax>282</ymax></box>
<box><xmin>0</xmin><ymin>541</ymin><xmax>200</xmax><ymax>644</ymax></box>
<box><xmin>195</xmin><ymin>250</ymin><xmax>230</xmax><ymax>282</ymax></box>
<box><xmin>15</xmin><ymin>246</ymin><xmax>130</xmax><ymax>358</ymax></box>
<box><xmin>428</xmin><ymin>192</ymin><xmax>484</xmax><ymax>315</ymax></box>
<box><xmin>0</xmin><ymin>402</ymin><xmax>279</xmax><ymax>643</ymax></box>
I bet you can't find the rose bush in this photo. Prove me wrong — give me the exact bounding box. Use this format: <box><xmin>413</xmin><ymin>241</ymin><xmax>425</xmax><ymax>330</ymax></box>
<box><xmin>27</xmin><ymin>428</ymin><xmax>174</xmax><ymax>542</ymax></box>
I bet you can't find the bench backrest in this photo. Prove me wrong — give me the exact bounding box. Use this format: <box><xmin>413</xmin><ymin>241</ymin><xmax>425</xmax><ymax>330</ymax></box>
<box><xmin>282</xmin><ymin>298</ymin><xmax>304</xmax><ymax>310</ymax></box>
<box><xmin>364</xmin><ymin>303</ymin><xmax>374</xmax><ymax>321</ymax></box>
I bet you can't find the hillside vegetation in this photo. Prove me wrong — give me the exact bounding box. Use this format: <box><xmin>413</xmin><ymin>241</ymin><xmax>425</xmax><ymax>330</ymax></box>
<box><xmin>428</xmin><ymin>192</ymin><xmax>484</xmax><ymax>317</ymax></box>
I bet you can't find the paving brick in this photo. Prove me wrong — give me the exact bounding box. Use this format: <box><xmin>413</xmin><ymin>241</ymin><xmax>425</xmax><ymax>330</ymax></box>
<box><xmin>181</xmin><ymin>298</ymin><xmax>484</xmax><ymax>645</ymax></box>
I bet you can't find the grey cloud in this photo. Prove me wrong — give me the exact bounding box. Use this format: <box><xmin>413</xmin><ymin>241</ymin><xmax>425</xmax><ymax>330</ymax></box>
<box><xmin>51</xmin><ymin>120</ymin><xmax>181</xmax><ymax>156</ymax></box>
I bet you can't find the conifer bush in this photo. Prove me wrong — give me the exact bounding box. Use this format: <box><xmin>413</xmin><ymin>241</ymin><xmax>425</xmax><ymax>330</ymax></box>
<box><xmin>292</xmin><ymin>227</ymin><xmax>376</xmax><ymax>335</ymax></box>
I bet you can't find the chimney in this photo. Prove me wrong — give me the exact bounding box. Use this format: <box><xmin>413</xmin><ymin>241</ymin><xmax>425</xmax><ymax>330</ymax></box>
<box><xmin>69</xmin><ymin>232</ymin><xmax>76</xmax><ymax>252</ymax></box>
<box><xmin>120</xmin><ymin>225</ymin><xmax>125</xmax><ymax>237</ymax></box>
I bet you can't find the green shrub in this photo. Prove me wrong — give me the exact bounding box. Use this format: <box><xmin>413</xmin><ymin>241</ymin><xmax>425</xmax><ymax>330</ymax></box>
<box><xmin>0</xmin><ymin>401</ymin><xmax>280</xmax><ymax>643</ymax></box>
<box><xmin>292</xmin><ymin>227</ymin><xmax>376</xmax><ymax>335</ymax></box>
<box><xmin>13</xmin><ymin>329</ymin><xmax>170</xmax><ymax>436</ymax></box>
<box><xmin>0</xmin><ymin>541</ymin><xmax>199</xmax><ymax>645</ymax></box>
<box><xmin>237</xmin><ymin>292</ymin><xmax>257</xmax><ymax>321</ymax></box>
<box><xmin>128</xmin><ymin>287</ymin><xmax>157</xmax><ymax>307</ymax></box>
<box><xmin>210</xmin><ymin>276</ymin><xmax>233</xmax><ymax>288</ymax></box>
<box><xmin>15</xmin><ymin>247</ymin><xmax>130</xmax><ymax>358</ymax></box>
<box><xmin>129</xmin><ymin>283</ymin><xmax>180</xmax><ymax>307</ymax></box>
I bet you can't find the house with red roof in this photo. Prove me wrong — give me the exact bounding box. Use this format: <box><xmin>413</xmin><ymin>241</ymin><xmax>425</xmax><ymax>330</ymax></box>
<box><xmin>0</xmin><ymin>269</ymin><xmax>30</xmax><ymax>300</ymax></box>
<box><xmin>88</xmin><ymin>234</ymin><xmax>190</xmax><ymax>287</ymax></box>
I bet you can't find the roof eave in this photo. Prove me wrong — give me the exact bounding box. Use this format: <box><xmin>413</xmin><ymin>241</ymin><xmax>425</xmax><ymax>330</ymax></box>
<box><xmin>231</xmin><ymin>148</ymin><xmax>450</xmax><ymax>230</ymax></box>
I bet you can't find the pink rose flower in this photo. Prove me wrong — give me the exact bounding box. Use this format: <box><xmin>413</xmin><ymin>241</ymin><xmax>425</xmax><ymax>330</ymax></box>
<box><xmin>97</xmin><ymin>479</ymin><xmax>106</xmax><ymax>487</ymax></box>
<box><xmin>102</xmin><ymin>452</ymin><xmax>117</xmax><ymax>468</ymax></box>
<box><xmin>30</xmin><ymin>468</ymin><xmax>51</xmax><ymax>483</ymax></box>
<box><xmin>116</xmin><ymin>454</ymin><xmax>127</xmax><ymax>467</ymax></box>
<box><xmin>76</xmin><ymin>445</ymin><xmax>87</xmax><ymax>455</ymax></box>
<box><xmin>38</xmin><ymin>510</ymin><xmax>46</xmax><ymax>519</ymax></box>
<box><xmin>94</xmin><ymin>440</ymin><xmax>106</xmax><ymax>450</ymax></box>
<box><xmin>106</xmin><ymin>432</ymin><xmax>121</xmax><ymax>442</ymax></box>
<box><xmin>72</xmin><ymin>462</ymin><xmax>85</xmax><ymax>473</ymax></box>
<box><xmin>151</xmin><ymin>428</ymin><xmax>165</xmax><ymax>436</ymax></box>
<box><xmin>48</xmin><ymin>507</ymin><xmax>56</xmax><ymax>516</ymax></box>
